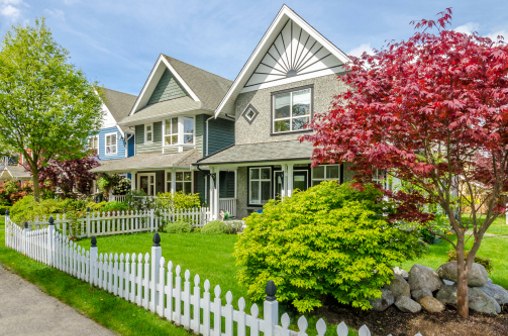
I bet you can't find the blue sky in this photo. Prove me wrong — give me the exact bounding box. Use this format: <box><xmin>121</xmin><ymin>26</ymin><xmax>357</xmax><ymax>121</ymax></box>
<box><xmin>1</xmin><ymin>0</ymin><xmax>507</xmax><ymax>95</ymax></box>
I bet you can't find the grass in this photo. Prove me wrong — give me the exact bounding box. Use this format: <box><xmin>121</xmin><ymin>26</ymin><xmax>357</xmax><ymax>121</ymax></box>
<box><xmin>0</xmin><ymin>217</ymin><xmax>191</xmax><ymax>336</ymax></box>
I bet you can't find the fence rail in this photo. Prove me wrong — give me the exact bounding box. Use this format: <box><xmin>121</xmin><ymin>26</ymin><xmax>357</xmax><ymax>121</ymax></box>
<box><xmin>4</xmin><ymin>214</ymin><xmax>422</xmax><ymax>336</ymax></box>
<box><xmin>27</xmin><ymin>207</ymin><xmax>211</xmax><ymax>238</ymax></box>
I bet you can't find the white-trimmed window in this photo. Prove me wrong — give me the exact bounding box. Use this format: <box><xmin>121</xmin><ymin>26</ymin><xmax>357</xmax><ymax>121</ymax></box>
<box><xmin>312</xmin><ymin>165</ymin><xmax>340</xmax><ymax>186</ymax></box>
<box><xmin>105</xmin><ymin>133</ymin><xmax>117</xmax><ymax>155</ymax></box>
<box><xmin>164</xmin><ymin>116</ymin><xmax>195</xmax><ymax>146</ymax></box>
<box><xmin>273</xmin><ymin>87</ymin><xmax>311</xmax><ymax>133</ymax></box>
<box><xmin>166</xmin><ymin>171</ymin><xmax>193</xmax><ymax>193</ymax></box>
<box><xmin>145</xmin><ymin>123</ymin><xmax>153</xmax><ymax>143</ymax></box>
<box><xmin>87</xmin><ymin>135</ymin><xmax>99</xmax><ymax>155</ymax></box>
<box><xmin>249</xmin><ymin>167</ymin><xmax>271</xmax><ymax>205</ymax></box>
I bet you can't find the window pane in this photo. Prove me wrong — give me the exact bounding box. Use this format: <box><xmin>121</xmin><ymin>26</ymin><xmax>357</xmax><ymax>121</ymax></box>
<box><xmin>146</xmin><ymin>133</ymin><xmax>152</xmax><ymax>141</ymax></box>
<box><xmin>184</xmin><ymin>172</ymin><xmax>192</xmax><ymax>181</ymax></box>
<box><xmin>184</xmin><ymin>181</ymin><xmax>192</xmax><ymax>193</ymax></box>
<box><xmin>274</xmin><ymin>93</ymin><xmax>290</xmax><ymax>118</ymax></box>
<box><xmin>250</xmin><ymin>168</ymin><xmax>259</xmax><ymax>180</ymax></box>
<box><xmin>183</xmin><ymin>117</ymin><xmax>194</xmax><ymax>133</ymax></box>
<box><xmin>274</xmin><ymin>120</ymin><xmax>290</xmax><ymax>132</ymax></box>
<box><xmin>184</xmin><ymin>134</ymin><xmax>193</xmax><ymax>144</ymax></box>
<box><xmin>172</xmin><ymin>118</ymin><xmax>178</xmax><ymax>133</ymax></box>
<box><xmin>250</xmin><ymin>182</ymin><xmax>259</xmax><ymax>203</ymax></box>
<box><xmin>313</xmin><ymin>166</ymin><xmax>324</xmax><ymax>179</ymax></box>
<box><xmin>326</xmin><ymin>165</ymin><xmax>339</xmax><ymax>179</ymax></box>
<box><xmin>261</xmin><ymin>181</ymin><xmax>271</xmax><ymax>202</ymax></box>
<box><xmin>292</xmin><ymin>89</ymin><xmax>311</xmax><ymax>116</ymax></box>
<box><xmin>175</xmin><ymin>182</ymin><xmax>183</xmax><ymax>192</ymax></box>
<box><xmin>292</xmin><ymin>117</ymin><xmax>309</xmax><ymax>131</ymax></box>
<box><xmin>176</xmin><ymin>172</ymin><xmax>183</xmax><ymax>181</ymax></box>
<box><xmin>260</xmin><ymin>168</ymin><xmax>270</xmax><ymax>180</ymax></box>
<box><xmin>164</xmin><ymin>120</ymin><xmax>171</xmax><ymax>134</ymax></box>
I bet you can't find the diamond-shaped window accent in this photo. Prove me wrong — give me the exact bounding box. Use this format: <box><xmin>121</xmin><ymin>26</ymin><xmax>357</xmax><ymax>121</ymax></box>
<box><xmin>242</xmin><ymin>104</ymin><xmax>259</xmax><ymax>124</ymax></box>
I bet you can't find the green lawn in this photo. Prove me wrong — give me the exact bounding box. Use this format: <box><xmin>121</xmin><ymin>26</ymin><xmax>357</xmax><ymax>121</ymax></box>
<box><xmin>0</xmin><ymin>217</ymin><xmax>191</xmax><ymax>336</ymax></box>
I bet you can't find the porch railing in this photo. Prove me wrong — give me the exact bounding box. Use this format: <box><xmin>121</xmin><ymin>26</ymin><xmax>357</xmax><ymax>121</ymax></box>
<box><xmin>219</xmin><ymin>198</ymin><xmax>236</xmax><ymax>218</ymax></box>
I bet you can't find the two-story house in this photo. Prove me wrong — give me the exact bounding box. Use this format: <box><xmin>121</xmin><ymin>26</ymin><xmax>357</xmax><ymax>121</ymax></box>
<box><xmin>92</xmin><ymin>55</ymin><xmax>235</xmax><ymax>205</ymax></box>
<box><xmin>197</xmin><ymin>5</ymin><xmax>356</xmax><ymax>219</ymax></box>
<box><xmin>88</xmin><ymin>87</ymin><xmax>137</xmax><ymax>161</ymax></box>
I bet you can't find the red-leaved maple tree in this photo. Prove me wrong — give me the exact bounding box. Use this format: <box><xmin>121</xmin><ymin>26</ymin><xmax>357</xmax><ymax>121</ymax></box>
<box><xmin>304</xmin><ymin>8</ymin><xmax>508</xmax><ymax>318</ymax></box>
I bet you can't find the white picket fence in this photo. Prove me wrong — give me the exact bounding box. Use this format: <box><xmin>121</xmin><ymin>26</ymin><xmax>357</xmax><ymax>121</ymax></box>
<box><xmin>4</xmin><ymin>215</ymin><xmax>422</xmax><ymax>336</ymax></box>
<box><xmin>27</xmin><ymin>207</ymin><xmax>211</xmax><ymax>238</ymax></box>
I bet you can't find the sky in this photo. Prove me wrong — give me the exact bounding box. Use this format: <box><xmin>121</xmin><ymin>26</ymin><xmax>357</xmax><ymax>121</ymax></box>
<box><xmin>0</xmin><ymin>0</ymin><xmax>507</xmax><ymax>95</ymax></box>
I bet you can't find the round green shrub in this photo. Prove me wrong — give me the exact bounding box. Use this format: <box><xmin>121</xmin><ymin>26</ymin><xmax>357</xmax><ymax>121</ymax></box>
<box><xmin>165</xmin><ymin>220</ymin><xmax>192</xmax><ymax>233</ymax></box>
<box><xmin>201</xmin><ymin>220</ymin><xmax>229</xmax><ymax>234</ymax></box>
<box><xmin>235</xmin><ymin>181</ymin><xmax>423</xmax><ymax>313</ymax></box>
<box><xmin>101</xmin><ymin>201</ymin><xmax>129</xmax><ymax>213</ymax></box>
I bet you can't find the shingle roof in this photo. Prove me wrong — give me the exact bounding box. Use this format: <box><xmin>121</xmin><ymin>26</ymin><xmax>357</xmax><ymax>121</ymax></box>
<box><xmin>162</xmin><ymin>55</ymin><xmax>232</xmax><ymax>111</ymax></box>
<box><xmin>0</xmin><ymin>165</ymin><xmax>31</xmax><ymax>180</ymax></box>
<box><xmin>100</xmin><ymin>87</ymin><xmax>137</xmax><ymax>122</ymax></box>
<box><xmin>197</xmin><ymin>140</ymin><xmax>313</xmax><ymax>165</ymax></box>
<box><xmin>90</xmin><ymin>149</ymin><xmax>200</xmax><ymax>173</ymax></box>
<box><xmin>119</xmin><ymin>96</ymin><xmax>201</xmax><ymax>126</ymax></box>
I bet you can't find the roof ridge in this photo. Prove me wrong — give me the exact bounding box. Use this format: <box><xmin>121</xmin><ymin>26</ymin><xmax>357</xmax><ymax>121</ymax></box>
<box><xmin>162</xmin><ymin>54</ymin><xmax>233</xmax><ymax>83</ymax></box>
<box><xmin>102</xmin><ymin>86</ymin><xmax>137</xmax><ymax>98</ymax></box>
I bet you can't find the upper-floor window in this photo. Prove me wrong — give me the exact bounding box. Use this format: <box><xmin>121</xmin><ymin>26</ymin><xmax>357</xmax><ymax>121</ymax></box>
<box><xmin>312</xmin><ymin>164</ymin><xmax>340</xmax><ymax>186</ymax></box>
<box><xmin>105</xmin><ymin>133</ymin><xmax>117</xmax><ymax>155</ymax></box>
<box><xmin>145</xmin><ymin>124</ymin><xmax>153</xmax><ymax>142</ymax></box>
<box><xmin>273</xmin><ymin>87</ymin><xmax>312</xmax><ymax>134</ymax></box>
<box><xmin>164</xmin><ymin>116</ymin><xmax>194</xmax><ymax>146</ymax></box>
<box><xmin>87</xmin><ymin>135</ymin><xmax>99</xmax><ymax>155</ymax></box>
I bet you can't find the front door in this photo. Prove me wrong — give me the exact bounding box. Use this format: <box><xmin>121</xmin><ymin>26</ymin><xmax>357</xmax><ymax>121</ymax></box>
<box><xmin>293</xmin><ymin>170</ymin><xmax>308</xmax><ymax>192</ymax></box>
<box><xmin>137</xmin><ymin>173</ymin><xmax>156</xmax><ymax>196</ymax></box>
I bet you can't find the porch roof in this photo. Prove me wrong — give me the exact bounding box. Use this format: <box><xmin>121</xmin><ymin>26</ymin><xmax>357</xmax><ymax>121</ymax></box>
<box><xmin>197</xmin><ymin>140</ymin><xmax>314</xmax><ymax>165</ymax></box>
<box><xmin>90</xmin><ymin>149</ymin><xmax>200</xmax><ymax>173</ymax></box>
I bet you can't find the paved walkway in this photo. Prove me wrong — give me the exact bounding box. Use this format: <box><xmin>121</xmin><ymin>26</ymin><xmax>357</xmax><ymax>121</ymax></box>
<box><xmin>0</xmin><ymin>264</ymin><xmax>116</xmax><ymax>336</ymax></box>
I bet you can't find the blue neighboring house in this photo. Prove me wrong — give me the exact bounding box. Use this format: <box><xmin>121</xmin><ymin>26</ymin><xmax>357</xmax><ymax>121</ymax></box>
<box><xmin>88</xmin><ymin>88</ymin><xmax>137</xmax><ymax>161</ymax></box>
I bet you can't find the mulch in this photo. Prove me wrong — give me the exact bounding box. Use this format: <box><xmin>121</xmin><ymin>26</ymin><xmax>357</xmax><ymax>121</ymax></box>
<box><xmin>315</xmin><ymin>304</ymin><xmax>508</xmax><ymax>336</ymax></box>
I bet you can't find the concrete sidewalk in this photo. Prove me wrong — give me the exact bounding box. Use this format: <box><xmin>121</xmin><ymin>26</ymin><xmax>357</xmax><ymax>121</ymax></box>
<box><xmin>0</xmin><ymin>264</ymin><xmax>116</xmax><ymax>336</ymax></box>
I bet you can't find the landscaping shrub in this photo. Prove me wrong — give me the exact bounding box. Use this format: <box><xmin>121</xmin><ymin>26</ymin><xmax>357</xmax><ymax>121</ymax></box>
<box><xmin>164</xmin><ymin>220</ymin><xmax>192</xmax><ymax>233</ymax></box>
<box><xmin>0</xmin><ymin>205</ymin><xmax>11</xmax><ymax>215</ymax></box>
<box><xmin>112</xmin><ymin>178</ymin><xmax>131</xmax><ymax>195</ymax></box>
<box><xmin>10</xmin><ymin>196</ymin><xmax>53</xmax><ymax>223</ymax></box>
<box><xmin>447</xmin><ymin>250</ymin><xmax>493</xmax><ymax>273</ymax></box>
<box><xmin>101</xmin><ymin>201</ymin><xmax>129</xmax><ymax>213</ymax></box>
<box><xmin>156</xmin><ymin>191</ymin><xmax>201</xmax><ymax>209</ymax></box>
<box><xmin>235</xmin><ymin>181</ymin><xmax>423</xmax><ymax>313</ymax></box>
<box><xmin>201</xmin><ymin>220</ymin><xmax>230</xmax><ymax>234</ymax></box>
<box><xmin>125</xmin><ymin>190</ymin><xmax>154</xmax><ymax>210</ymax></box>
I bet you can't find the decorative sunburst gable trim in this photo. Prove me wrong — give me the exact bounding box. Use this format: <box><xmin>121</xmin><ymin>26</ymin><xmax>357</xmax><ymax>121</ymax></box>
<box><xmin>214</xmin><ymin>5</ymin><xmax>351</xmax><ymax>117</ymax></box>
<box><xmin>130</xmin><ymin>55</ymin><xmax>200</xmax><ymax>115</ymax></box>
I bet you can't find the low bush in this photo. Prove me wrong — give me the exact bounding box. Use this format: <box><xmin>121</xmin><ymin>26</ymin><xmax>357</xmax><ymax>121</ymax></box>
<box><xmin>201</xmin><ymin>220</ymin><xmax>230</xmax><ymax>234</ymax></box>
<box><xmin>156</xmin><ymin>191</ymin><xmax>201</xmax><ymax>210</ymax></box>
<box><xmin>447</xmin><ymin>250</ymin><xmax>493</xmax><ymax>273</ymax></box>
<box><xmin>0</xmin><ymin>205</ymin><xmax>11</xmax><ymax>215</ymax></box>
<box><xmin>101</xmin><ymin>201</ymin><xmax>129</xmax><ymax>213</ymax></box>
<box><xmin>165</xmin><ymin>220</ymin><xmax>192</xmax><ymax>233</ymax></box>
<box><xmin>235</xmin><ymin>181</ymin><xmax>423</xmax><ymax>313</ymax></box>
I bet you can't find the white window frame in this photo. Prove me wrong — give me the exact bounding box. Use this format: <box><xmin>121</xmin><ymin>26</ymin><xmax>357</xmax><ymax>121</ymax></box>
<box><xmin>137</xmin><ymin>172</ymin><xmax>156</xmax><ymax>196</ymax></box>
<box><xmin>312</xmin><ymin>164</ymin><xmax>340</xmax><ymax>186</ymax></box>
<box><xmin>163</xmin><ymin>116</ymin><xmax>195</xmax><ymax>146</ymax></box>
<box><xmin>169</xmin><ymin>171</ymin><xmax>193</xmax><ymax>194</ymax></box>
<box><xmin>272</xmin><ymin>87</ymin><xmax>312</xmax><ymax>134</ymax></box>
<box><xmin>105</xmin><ymin>132</ymin><xmax>117</xmax><ymax>156</ymax></box>
<box><xmin>145</xmin><ymin>123</ymin><xmax>153</xmax><ymax>143</ymax></box>
<box><xmin>249</xmin><ymin>167</ymin><xmax>272</xmax><ymax>205</ymax></box>
<box><xmin>87</xmin><ymin>135</ymin><xmax>99</xmax><ymax>154</ymax></box>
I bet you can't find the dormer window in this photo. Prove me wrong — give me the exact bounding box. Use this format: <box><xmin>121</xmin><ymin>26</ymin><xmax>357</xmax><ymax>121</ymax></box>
<box><xmin>105</xmin><ymin>133</ymin><xmax>117</xmax><ymax>155</ymax></box>
<box><xmin>164</xmin><ymin>116</ymin><xmax>194</xmax><ymax>146</ymax></box>
<box><xmin>272</xmin><ymin>86</ymin><xmax>312</xmax><ymax>134</ymax></box>
<box><xmin>145</xmin><ymin>124</ymin><xmax>153</xmax><ymax>142</ymax></box>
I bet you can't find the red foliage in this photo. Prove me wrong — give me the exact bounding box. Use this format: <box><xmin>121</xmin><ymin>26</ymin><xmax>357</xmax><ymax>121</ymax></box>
<box><xmin>39</xmin><ymin>156</ymin><xmax>99</xmax><ymax>197</ymax></box>
<box><xmin>304</xmin><ymin>8</ymin><xmax>508</xmax><ymax>223</ymax></box>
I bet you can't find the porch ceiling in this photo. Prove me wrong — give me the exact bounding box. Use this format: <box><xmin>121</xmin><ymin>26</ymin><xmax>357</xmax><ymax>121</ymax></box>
<box><xmin>197</xmin><ymin>140</ymin><xmax>314</xmax><ymax>165</ymax></box>
<box><xmin>91</xmin><ymin>149</ymin><xmax>200</xmax><ymax>173</ymax></box>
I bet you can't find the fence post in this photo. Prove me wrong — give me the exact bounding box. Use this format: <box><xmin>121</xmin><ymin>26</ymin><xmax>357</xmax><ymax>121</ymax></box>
<box><xmin>86</xmin><ymin>207</ymin><xmax>91</xmax><ymax>238</ymax></box>
<box><xmin>263</xmin><ymin>280</ymin><xmax>278</xmax><ymax>336</ymax></box>
<box><xmin>151</xmin><ymin>232</ymin><xmax>162</xmax><ymax>312</ymax></box>
<box><xmin>47</xmin><ymin>216</ymin><xmax>55</xmax><ymax>266</ymax></box>
<box><xmin>23</xmin><ymin>222</ymin><xmax>29</xmax><ymax>255</ymax></box>
<box><xmin>5</xmin><ymin>210</ymin><xmax>9</xmax><ymax>247</ymax></box>
<box><xmin>90</xmin><ymin>236</ymin><xmax>98</xmax><ymax>286</ymax></box>
<box><xmin>150</xmin><ymin>209</ymin><xmax>155</xmax><ymax>232</ymax></box>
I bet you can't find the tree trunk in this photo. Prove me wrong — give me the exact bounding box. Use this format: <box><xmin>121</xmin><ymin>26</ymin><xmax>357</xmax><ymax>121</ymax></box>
<box><xmin>455</xmin><ymin>233</ymin><xmax>469</xmax><ymax>318</ymax></box>
<box><xmin>32</xmin><ymin>169</ymin><xmax>40</xmax><ymax>202</ymax></box>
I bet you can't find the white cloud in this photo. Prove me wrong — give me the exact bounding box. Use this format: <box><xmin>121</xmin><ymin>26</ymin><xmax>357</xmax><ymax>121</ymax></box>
<box><xmin>0</xmin><ymin>0</ymin><xmax>23</xmax><ymax>5</ymax></box>
<box><xmin>487</xmin><ymin>30</ymin><xmax>508</xmax><ymax>42</ymax></box>
<box><xmin>0</xmin><ymin>0</ymin><xmax>24</xmax><ymax>20</ymax></box>
<box><xmin>348</xmin><ymin>43</ymin><xmax>374</xmax><ymax>57</ymax></box>
<box><xmin>44</xmin><ymin>8</ymin><xmax>65</xmax><ymax>21</ymax></box>
<box><xmin>454</xmin><ymin>22</ymin><xmax>480</xmax><ymax>35</ymax></box>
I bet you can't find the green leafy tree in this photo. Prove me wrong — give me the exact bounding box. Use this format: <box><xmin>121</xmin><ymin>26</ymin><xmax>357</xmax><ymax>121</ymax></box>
<box><xmin>0</xmin><ymin>19</ymin><xmax>102</xmax><ymax>200</ymax></box>
<box><xmin>235</xmin><ymin>181</ymin><xmax>423</xmax><ymax>313</ymax></box>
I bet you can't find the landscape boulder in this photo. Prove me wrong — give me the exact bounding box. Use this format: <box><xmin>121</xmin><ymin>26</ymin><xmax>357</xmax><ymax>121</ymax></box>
<box><xmin>411</xmin><ymin>288</ymin><xmax>433</xmax><ymax>301</ymax></box>
<box><xmin>419</xmin><ymin>296</ymin><xmax>445</xmax><ymax>313</ymax></box>
<box><xmin>436</xmin><ymin>284</ymin><xmax>458</xmax><ymax>306</ymax></box>
<box><xmin>371</xmin><ymin>289</ymin><xmax>395</xmax><ymax>311</ymax></box>
<box><xmin>408</xmin><ymin>264</ymin><xmax>442</xmax><ymax>293</ymax></box>
<box><xmin>395</xmin><ymin>296</ymin><xmax>421</xmax><ymax>313</ymax></box>
<box><xmin>393</xmin><ymin>266</ymin><xmax>409</xmax><ymax>279</ymax></box>
<box><xmin>468</xmin><ymin>287</ymin><xmax>501</xmax><ymax>315</ymax></box>
<box><xmin>437</xmin><ymin>262</ymin><xmax>488</xmax><ymax>287</ymax></box>
<box><xmin>478</xmin><ymin>282</ymin><xmax>508</xmax><ymax>306</ymax></box>
<box><xmin>388</xmin><ymin>274</ymin><xmax>410</xmax><ymax>299</ymax></box>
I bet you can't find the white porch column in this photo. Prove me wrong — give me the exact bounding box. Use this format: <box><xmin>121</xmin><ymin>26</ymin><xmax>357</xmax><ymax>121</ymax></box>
<box><xmin>130</xmin><ymin>171</ymin><xmax>136</xmax><ymax>190</ymax></box>
<box><xmin>287</xmin><ymin>164</ymin><xmax>294</xmax><ymax>197</ymax></box>
<box><xmin>209</xmin><ymin>167</ymin><xmax>220</xmax><ymax>220</ymax></box>
<box><xmin>281</xmin><ymin>164</ymin><xmax>288</xmax><ymax>198</ymax></box>
<box><xmin>214</xmin><ymin>168</ymin><xmax>220</xmax><ymax>218</ymax></box>
<box><xmin>170</xmin><ymin>169</ymin><xmax>176</xmax><ymax>194</ymax></box>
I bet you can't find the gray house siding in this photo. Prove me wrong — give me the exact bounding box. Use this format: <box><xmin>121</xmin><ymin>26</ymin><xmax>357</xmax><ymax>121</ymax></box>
<box><xmin>135</xmin><ymin>122</ymin><xmax>163</xmax><ymax>153</ymax></box>
<box><xmin>208</xmin><ymin>118</ymin><xmax>235</xmax><ymax>155</ymax></box>
<box><xmin>147</xmin><ymin>69</ymin><xmax>187</xmax><ymax>105</ymax></box>
<box><xmin>234</xmin><ymin>74</ymin><xmax>346</xmax><ymax>145</ymax></box>
<box><xmin>195</xmin><ymin>114</ymin><xmax>206</xmax><ymax>156</ymax></box>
